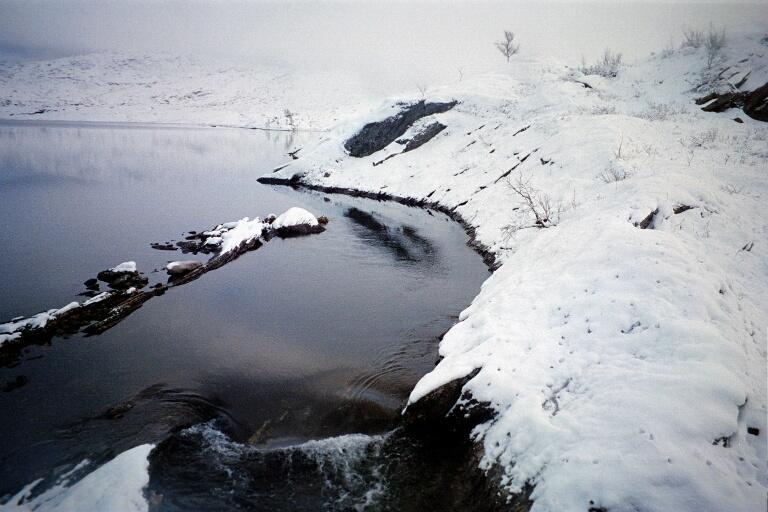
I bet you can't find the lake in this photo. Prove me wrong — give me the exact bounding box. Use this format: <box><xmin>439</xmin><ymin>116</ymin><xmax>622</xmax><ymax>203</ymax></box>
<box><xmin>0</xmin><ymin>120</ymin><xmax>488</xmax><ymax>510</ymax></box>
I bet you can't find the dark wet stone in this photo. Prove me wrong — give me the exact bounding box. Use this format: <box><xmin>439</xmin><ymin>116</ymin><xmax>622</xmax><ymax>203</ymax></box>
<box><xmin>83</xmin><ymin>278</ymin><xmax>99</xmax><ymax>290</ymax></box>
<box><xmin>402</xmin><ymin>368</ymin><xmax>494</xmax><ymax>440</ymax></box>
<box><xmin>403</xmin><ymin>121</ymin><xmax>446</xmax><ymax>152</ymax></box>
<box><xmin>151</xmin><ymin>242</ymin><xmax>178</xmax><ymax>251</ymax></box>
<box><xmin>273</xmin><ymin>224</ymin><xmax>325</xmax><ymax>238</ymax></box>
<box><xmin>95</xmin><ymin>270</ymin><xmax>149</xmax><ymax>291</ymax></box>
<box><xmin>344</xmin><ymin>100</ymin><xmax>457</xmax><ymax>157</ymax></box>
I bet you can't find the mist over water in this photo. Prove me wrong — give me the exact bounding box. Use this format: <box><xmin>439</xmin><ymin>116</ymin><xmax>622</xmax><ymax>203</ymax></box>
<box><xmin>1</xmin><ymin>1</ymin><xmax>765</xmax><ymax>96</ymax></box>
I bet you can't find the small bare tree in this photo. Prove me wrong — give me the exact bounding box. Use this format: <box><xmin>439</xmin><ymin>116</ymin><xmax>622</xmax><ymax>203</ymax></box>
<box><xmin>504</xmin><ymin>172</ymin><xmax>561</xmax><ymax>233</ymax></box>
<box><xmin>704</xmin><ymin>24</ymin><xmax>726</xmax><ymax>69</ymax></box>
<box><xmin>495</xmin><ymin>31</ymin><xmax>520</xmax><ymax>62</ymax></box>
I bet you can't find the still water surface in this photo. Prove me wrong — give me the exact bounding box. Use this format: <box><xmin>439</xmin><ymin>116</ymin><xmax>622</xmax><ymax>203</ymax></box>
<box><xmin>0</xmin><ymin>121</ymin><xmax>488</xmax><ymax>508</ymax></box>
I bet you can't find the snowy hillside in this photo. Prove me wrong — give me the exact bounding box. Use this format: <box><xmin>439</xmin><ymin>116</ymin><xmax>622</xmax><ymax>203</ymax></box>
<box><xmin>0</xmin><ymin>53</ymin><xmax>374</xmax><ymax>130</ymax></box>
<box><xmin>262</xmin><ymin>32</ymin><xmax>768</xmax><ymax>511</ymax></box>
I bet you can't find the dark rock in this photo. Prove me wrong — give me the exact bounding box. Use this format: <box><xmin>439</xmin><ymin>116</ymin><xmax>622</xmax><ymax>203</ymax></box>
<box><xmin>635</xmin><ymin>208</ymin><xmax>659</xmax><ymax>229</ymax></box>
<box><xmin>317</xmin><ymin>215</ymin><xmax>329</xmax><ymax>225</ymax></box>
<box><xmin>99</xmin><ymin>272</ymin><xmax>148</xmax><ymax>291</ymax></box>
<box><xmin>673</xmin><ymin>204</ymin><xmax>695</xmax><ymax>214</ymax></box>
<box><xmin>402</xmin><ymin>368</ymin><xmax>494</xmax><ymax>440</ymax></box>
<box><xmin>403</xmin><ymin>121</ymin><xmax>447</xmax><ymax>152</ymax></box>
<box><xmin>748</xmin><ymin>426</ymin><xmax>760</xmax><ymax>436</ymax></box>
<box><xmin>696</xmin><ymin>81</ymin><xmax>768</xmax><ymax>122</ymax></box>
<box><xmin>150</xmin><ymin>242</ymin><xmax>178</xmax><ymax>251</ymax></box>
<box><xmin>344</xmin><ymin>100</ymin><xmax>457</xmax><ymax>157</ymax></box>
<box><xmin>734</xmin><ymin>117</ymin><xmax>744</xmax><ymax>123</ymax></box>
<box><xmin>83</xmin><ymin>278</ymin><xmax>99</xmax><ymax>290</ymax></box>
<box><xmin>743</xmin><ymin>82</ymin><xmax>768</xmax><ymax>121</ymax></box>
<box><xmin>273</xmin><ymin>224</ymin><xmax>326</xmax><ymax>238</ymax></box>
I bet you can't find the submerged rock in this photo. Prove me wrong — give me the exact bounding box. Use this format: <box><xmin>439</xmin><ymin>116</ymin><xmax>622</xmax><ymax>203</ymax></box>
<box><xmin>165</xmin><ymin>260</ymin><xmax>203</xmax><ymax>276</ymax></box>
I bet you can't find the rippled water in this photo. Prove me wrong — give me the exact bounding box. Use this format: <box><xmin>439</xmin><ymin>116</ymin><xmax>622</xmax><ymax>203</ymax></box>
<box><xmin>0</xmin><ymin>120</ymin><xmax>488</xmax><ymax>508</ymax></box>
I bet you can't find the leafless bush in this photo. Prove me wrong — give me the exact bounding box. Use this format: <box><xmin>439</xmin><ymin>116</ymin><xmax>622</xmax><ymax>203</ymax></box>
<box><xmin>704</xmin><ymin>25</ymin><xmax>726</xmax><ymax>69</ymax></box>
<box><xmin>590</xmin><ymin>104</ymin><xmax>616</xmax><ymax>115</ymax></box>
<box><xmin>681</xmin><ymin>27</ymin><xmax>705</xmax><ymax>48</ymax></box>
<box><xmin>503</xmin><ymin>173</ymin><xmax>562</xmax><ymax>236</ymax></box>
<box><xmin>660</xmin><ymin>38</ymin><xmax>675</xmax><ymax>59</ymax></box>
<box><xmin>283</xmin><ymin>109</ymin><xmax>297</xmax><ymax>131</ymax></box>
<box><xmin>686</xmin><ymin>128</ymin><xmax>719</xmax><ymax>148</ymax></box>
<box><xmin>638</xmin><ymin>101</ymin><xmax>683</xmax><ymax>121</ymax></box>
<box><xmin>495</xmin><ymin>31</ymin><xmax>520</xmax><ymax>62</ymax></box>
<box><xmin>581</xmin><ymin>49</ymin><xmax>623</xmax><ymax>78</ymax></box>
<box><xmin>598</xmin><ymin>163</ymin><xmax>632</xmax><ymax>183</ymax></box>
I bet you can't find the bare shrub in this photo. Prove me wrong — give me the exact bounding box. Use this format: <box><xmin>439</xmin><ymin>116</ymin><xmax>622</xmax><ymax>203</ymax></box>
<box><xmin>638</xmin><ymin>101</ymin><xmax>683</xmax><ymax>121</ymax></box>
<box><xmin>681</xmin><ymin>27</ymin><xmax>705</xmax><ymax>48</ymax></box>
<box><xmin>704</xmin><ymin>25</ymin><xmax>726</xmax><ymax>69</ymax></box>
<box><xmin>660</xmin><ymin>38</ymin><xmax>675</xmax><ymax>59</ymax></box>
<box><xmin>495</xmin><ymin>31</ymin><xmax>520</xmax><ymax>62</ymax></box>
<box><xmin>598</xmin><ymin>163</ymin><xmax>632</xmax><ymax>183</ymax></box>
<box><xmin>503</xmin><ymin>172</ymin><xmax>562</xmax><ymax>236</ymax></box>
<box><xmin>581</xmin><ymin>49</ymin><xmax>623</xmax><ymax>78</ymax></box>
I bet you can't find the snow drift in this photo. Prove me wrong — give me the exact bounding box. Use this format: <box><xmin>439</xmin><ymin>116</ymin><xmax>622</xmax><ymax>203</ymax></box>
<box><xmin>261</xmin><ymin>31</ymin><xmax>768</xmax><ymax>512</ymax></box>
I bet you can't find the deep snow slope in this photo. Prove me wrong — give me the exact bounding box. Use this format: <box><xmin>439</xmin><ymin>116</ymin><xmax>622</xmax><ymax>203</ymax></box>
<box><xmin>263</xmin><ymin>33</ymin><xmax>768</xmax><ymax>511</ymax></box>
<box><xmin>0</xmin><ymin>53</ymin><xmax>373</xmax><ymax>130</ymax></box>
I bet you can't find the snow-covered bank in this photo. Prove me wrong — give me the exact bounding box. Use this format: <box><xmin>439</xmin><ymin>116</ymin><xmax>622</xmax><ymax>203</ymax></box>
<box><xmin>262</xmin><ymin>32</ymin><xmax>768</xmax><ymax>511</ymax></box>
<box><xmin>1</xmin><ymin>444</ymin><xmax>154</xmax><ymax>512</ymax></box>
<box><xmin>0</xmin><ymin>53</ymin><xmax>374</xmax><ymax>130</ymax></box>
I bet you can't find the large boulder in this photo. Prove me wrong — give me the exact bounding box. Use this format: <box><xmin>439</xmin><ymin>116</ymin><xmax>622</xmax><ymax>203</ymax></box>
<box><xmin>344</xmin><ymin>100</ymin><xmax>457</xmax><ymax>157</ymax></box>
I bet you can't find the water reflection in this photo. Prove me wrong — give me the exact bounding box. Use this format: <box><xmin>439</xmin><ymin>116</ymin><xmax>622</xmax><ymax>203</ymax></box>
<box><xmin>344</xmin><ymin>207</ymin><xmax>437</xmax><ymax>265</ymax></box>
<box><xmin>0</xmin><ymin>121</ymin><xmax>488</xmax><ymax>501</ymax></box>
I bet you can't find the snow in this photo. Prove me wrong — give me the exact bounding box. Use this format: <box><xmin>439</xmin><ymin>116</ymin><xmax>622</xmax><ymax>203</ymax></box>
<box><xmin>0</xmin><ymin>20</ymin><xmax>765</xmax><ymax>511</ymax></box>
<box><xmin>82</xmin><ymin>292</ymin><xmax>111</xmax><ymax>307</ymax></box>
<box><xmin>1</xmin><ymin>444</ymin><xmax>154</xmax><ymax>512</ymax></box>
<box><xmin>0</xmin><ymin>304</ymin><xmax>79</xmax><ymax>347</ymax></box>
<box><xmin>166</xmin><ymin>260</ymin><xmax>202</xmax><ymax>275</ymax></box>
<box><xmin>271</xmin><ymin>207</ymin><xmax>319</xmax><ymax>230</ymax></box>
<box><xmin>262</xmin><ymin>31</ymin><xmax>768</xmax><ymax>512</ymax></box>
<box><xmin>109</xmin><ymin>261</ymin><xmax>137</xmax><ymax>273</ymax></box>
<box><xmin>217</xmin><ymin>217</ymin><xmax>265</xmax><ymax>254</ymax></box>
<box><xmin>0</xmin><ymin>52</ymin><xmax>374</xmax><ymax>130</ymax></box>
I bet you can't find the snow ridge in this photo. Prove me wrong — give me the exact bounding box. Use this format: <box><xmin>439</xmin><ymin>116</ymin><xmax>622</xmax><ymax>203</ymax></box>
<box><xmin>264</xmin><ymin>32</ymin><xmax>768</xmax><ymax>512</ymax></box>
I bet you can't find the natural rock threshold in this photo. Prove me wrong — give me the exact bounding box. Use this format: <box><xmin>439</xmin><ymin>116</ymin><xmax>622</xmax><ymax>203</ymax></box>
<box><xmin>0</xmin><ymin>207</ymin><xmax>327</xmax><ymax>367</ymax></box>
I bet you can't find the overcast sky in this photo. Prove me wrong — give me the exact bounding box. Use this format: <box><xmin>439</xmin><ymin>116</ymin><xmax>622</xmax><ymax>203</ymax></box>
<box><xmin>1</xmin><ymin>1</ymin><xmax>766</xmax><ymax>90</ymax></box>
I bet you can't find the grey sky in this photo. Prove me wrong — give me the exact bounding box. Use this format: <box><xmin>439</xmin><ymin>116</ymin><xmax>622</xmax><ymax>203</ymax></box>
<box><xmin>1</xmin><ymin>1</ymin><xmax>766</xmax><ymax>90</ymax></box>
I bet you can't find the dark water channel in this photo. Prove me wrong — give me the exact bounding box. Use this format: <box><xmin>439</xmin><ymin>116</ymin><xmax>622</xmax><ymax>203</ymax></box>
<box><xmin>0</xmin><ymin>120</ymin><xmax>489</xmax><ymax>510</ymax></box>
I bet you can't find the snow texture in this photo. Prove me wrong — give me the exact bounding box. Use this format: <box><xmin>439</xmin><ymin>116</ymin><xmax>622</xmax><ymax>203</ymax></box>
<box><xmin>263</xmin><ymin>31</ymin><xmax>768</xmax><ymax>512</ymax></box>
<box><xmin>1</xmin><ymin>444</ymin><xmax>154</xmax><ymax>512</ymax></box>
